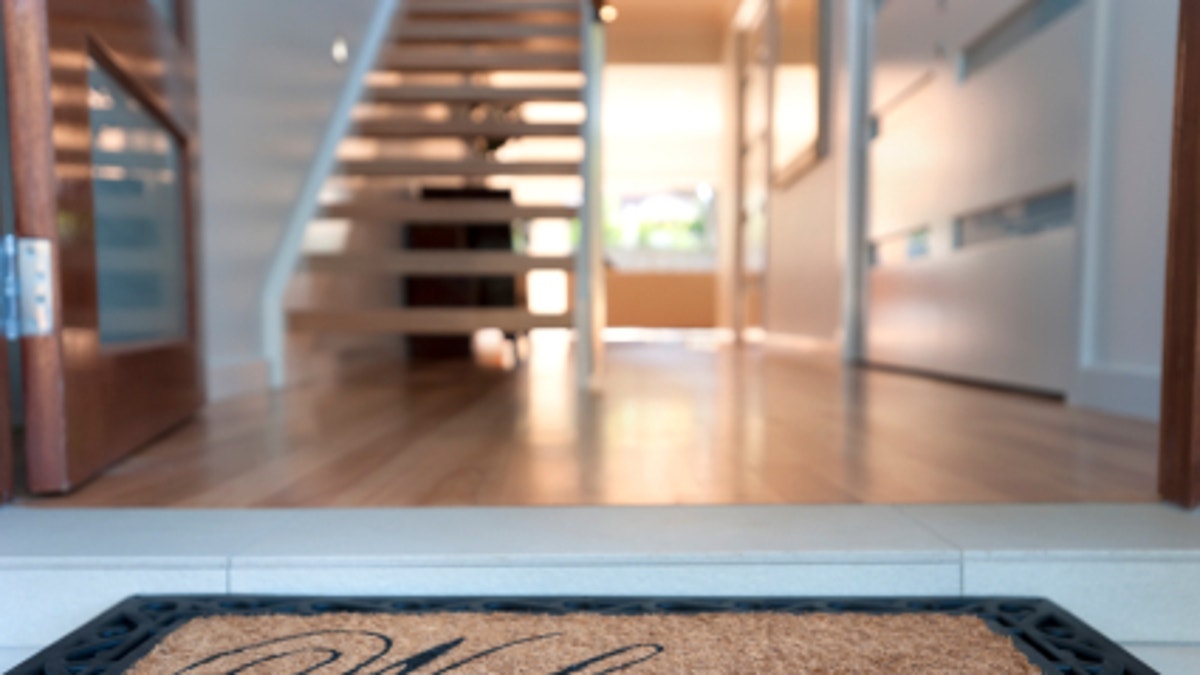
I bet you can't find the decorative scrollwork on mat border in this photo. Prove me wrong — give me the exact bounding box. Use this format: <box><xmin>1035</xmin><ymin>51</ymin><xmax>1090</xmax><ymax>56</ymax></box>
<box><xmin>7</xmin><ymin>596</ymin><xmax>1156</xmax><ymax>675</ymax></box>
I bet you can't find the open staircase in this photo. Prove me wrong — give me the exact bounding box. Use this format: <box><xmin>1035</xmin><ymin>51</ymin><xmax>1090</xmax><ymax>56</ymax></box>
<box><xmin>290</xmin><ymin>0</ymin><xmax>603</xmax><ymax>372</ymax></box>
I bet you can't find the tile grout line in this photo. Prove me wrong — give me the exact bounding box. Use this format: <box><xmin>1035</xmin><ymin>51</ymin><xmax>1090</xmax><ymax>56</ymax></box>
<box><xmin>224</xmin><ymin>558</ymin><xmax>958</xmax><ymax>568</ymax></box>
<box><xmin>888</xmin><ymin>506</ymin><xmax>967</xmax><ymax>595</ymax></box>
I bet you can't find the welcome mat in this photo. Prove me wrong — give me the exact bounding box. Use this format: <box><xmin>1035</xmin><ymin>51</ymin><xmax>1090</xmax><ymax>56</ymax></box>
<box><xmin>10</xmin><ymin>597</ymin><xmax>1156</xmax><ymax>674</ymax></box>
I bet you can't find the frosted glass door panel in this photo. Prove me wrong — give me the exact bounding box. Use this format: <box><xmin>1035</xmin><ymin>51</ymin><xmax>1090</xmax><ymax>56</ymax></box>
<box><xmin>89</xmin><ymin>57</ymin><xmax>188</xmax><ymax>345</ymax></box>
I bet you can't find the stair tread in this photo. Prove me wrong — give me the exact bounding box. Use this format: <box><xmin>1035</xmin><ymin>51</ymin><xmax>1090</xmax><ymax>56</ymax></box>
<box><xmin>322</xmin><ymin>199</ymin><xmax>578</xmax><ymax>221</ymax></box>
<box><xmin>290</xmin><ymin>307</ymin><xmax>573</xmax><ymax>334</ymax></box>
<box><xmin>367</xmin><ymin>84</ymin><xmax>583</xmax><ymax>103</ymax></box>
<box><xmin>353</xmin><ymin>119</ymin><xmax>583</xmax><ymax>138</ymax></box>
<box><xmin>307</xmin><ymin>251</ymin><xmax>574</xmax><ymax>274</ymax></box>
<box><xmin>395</xmin><ymin>20</ymin><xmax>580</xmax><ymax>41</ymax></box>
<box><xmin>338</xmin><ymin>158</ymin><xmax>581</xmax><ymax>176</ymax></box>
<box><xmin>405</xmin><ymin>0</ymin><xmax>581</xmax><ymax>16</ymax></box>
<box><xmin>381</xmin><ymin>49</ymin><xmax>580</xmax><ymax>72</ymax></box>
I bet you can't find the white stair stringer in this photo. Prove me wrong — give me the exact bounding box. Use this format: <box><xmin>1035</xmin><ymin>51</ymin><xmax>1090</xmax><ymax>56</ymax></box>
<box><xmin>293</xmin><ymin>0</ymin><xmax>595</xmax><ymax>352</ymax></box>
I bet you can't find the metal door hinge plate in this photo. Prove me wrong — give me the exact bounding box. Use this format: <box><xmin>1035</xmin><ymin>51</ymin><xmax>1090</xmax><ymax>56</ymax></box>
<box><xmin>3</xmin><ymin>234</ymin><xmax>56</xmax><ymax>339</ymax></box>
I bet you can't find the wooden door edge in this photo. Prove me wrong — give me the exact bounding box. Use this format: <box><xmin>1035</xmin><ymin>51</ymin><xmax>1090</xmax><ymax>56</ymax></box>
<box><xmin>3</xmin><ymin>0</ymin><xmax>70</xmax><ymax>494</ymax></box>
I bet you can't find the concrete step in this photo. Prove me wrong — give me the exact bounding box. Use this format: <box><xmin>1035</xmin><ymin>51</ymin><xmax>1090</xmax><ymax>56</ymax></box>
<box><xmin>395</xmin><ymin>20</ymin><xmax>579</xmax><ymax>42</ymax></box>
<box><xmin>322</xmin><ymin>199</ymin><xmax>577</xmax><ymax>222</ymax></box>
<box><xmin>306</xmin><ymin>251</ymin><xmax>574</xmax><ymax>275</ymax></box>
<box><xmin>353</xmin><ymin>119</ymin><xmax>582</xmax><ymax>138</ymax></box>
<box><xmin>367</xmin><ymin>84</ymin><xmax>583</xmax><ymax>103</ymax></box>
<box><xmin>338</xmin><ymin>158</ymin><xmax>581</xmax><ymax>177</ymax></box>
<box><xmin>290</xmin><ymin>307</ymin><xmax>573</xmax><ymax>334</ymax></box>
<box><xmin>380</xmin><ymin>48</ymin><xmax>580</xmax><ymax>72</ymax></box>
<box><xmin>3</xmin><ymin>504</ymin><xmax>1199</xmax><ymax>663</ymax></box>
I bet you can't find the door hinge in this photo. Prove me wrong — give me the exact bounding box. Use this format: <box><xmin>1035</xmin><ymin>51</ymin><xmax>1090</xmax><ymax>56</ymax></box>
<box><xmin>2</xmin><ymin>234</ymin><xmax>55</xmax><ymax>340</ymax></box>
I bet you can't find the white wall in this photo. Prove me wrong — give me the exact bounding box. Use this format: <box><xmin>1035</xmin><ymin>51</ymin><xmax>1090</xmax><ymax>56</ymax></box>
<box><xmin>870</xmin><ymin>1</ymin><xmax>1084</xmax><ymax>239</ymax></box>
<box><xmin>1070</xmin><ymin>0</ymin><xmax>1178</xmax><ymax>419</ymax></box>
<box><xmin>762</xmin><ymin>0</ymin><xmax>849</xmax><ymax>342</ymax></box>
<box><xmin>195</xmin><ymin>0</ymin><xmax>385</xmax><ymax>400</ymax></box>
<box><xmin>765</xmin><ymin>0</ymin><xmax>1176</xmax><ymax>417</ymax></box>
<box><xmin>865</xmin><ymin>0</ymin><xmax>1088</xmax><ymax>393</ymax></box>
<box><xmin>863</xmin><ymin>0</ymin><xmax>1179</xmax><ymax>412</ymax></box>
<box><xmin>765</xmin><ymin>133</ymin><xmax>842</xmax><ymax>339</ymax></box>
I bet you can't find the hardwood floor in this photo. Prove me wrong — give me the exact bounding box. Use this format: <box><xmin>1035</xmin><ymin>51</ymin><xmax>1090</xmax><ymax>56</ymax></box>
<box><xmin>23</xmin><ymin>336</ymin><xmax>1159</xmax><ymax>507</ymax></box>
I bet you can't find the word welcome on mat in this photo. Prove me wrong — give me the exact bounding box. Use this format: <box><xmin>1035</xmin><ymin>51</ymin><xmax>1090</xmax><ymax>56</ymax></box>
<box><xmin>9</xmin><ymin>596</ymin><xmax>1155</xmax><ymax>673</ymax></box>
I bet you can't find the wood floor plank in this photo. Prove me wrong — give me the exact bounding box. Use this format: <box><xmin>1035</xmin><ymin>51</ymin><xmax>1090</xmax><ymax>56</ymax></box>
<box><xmin>22</xmin><ymin>343</ymin><xmax>1160</xmax><ymax>507</ymax></box>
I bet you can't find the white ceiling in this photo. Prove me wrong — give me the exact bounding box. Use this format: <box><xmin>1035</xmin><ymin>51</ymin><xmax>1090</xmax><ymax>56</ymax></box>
<box><xmin>605</xmin><ymin>0</ymin><xmax>818</xmax><ymax>64</ymax></box>
<box><xmin>606</xmin><ymin>0</ymin><xmax>744</xmax><ymax>63</ymax></box>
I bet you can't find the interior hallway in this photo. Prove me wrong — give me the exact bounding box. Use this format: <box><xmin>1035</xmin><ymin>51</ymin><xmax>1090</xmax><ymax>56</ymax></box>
<box><xmin>23</xmin><ymin>335</ymin><xmax>1159</xmax><ymax>507</ymax></box>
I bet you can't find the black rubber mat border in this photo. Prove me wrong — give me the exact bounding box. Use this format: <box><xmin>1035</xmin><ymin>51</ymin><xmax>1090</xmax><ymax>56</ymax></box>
<box><xmin>8</xmin><ymin>595</ymin><xmax>1157</xmax><ymax>674</ymax></box>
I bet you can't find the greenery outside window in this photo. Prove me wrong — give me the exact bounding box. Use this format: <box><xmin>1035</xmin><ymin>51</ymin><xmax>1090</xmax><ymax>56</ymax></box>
<box><xmin>603</xmin><ymin>186</ymin><xmax>717</xmax><ymax>271</ymax></box>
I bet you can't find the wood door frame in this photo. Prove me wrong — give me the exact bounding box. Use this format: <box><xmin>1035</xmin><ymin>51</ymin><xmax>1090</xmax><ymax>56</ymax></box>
<box><xmin>1159</xmin><ymin>0</ymin><xmax>1200</xmax><ymax>509</ymax></box>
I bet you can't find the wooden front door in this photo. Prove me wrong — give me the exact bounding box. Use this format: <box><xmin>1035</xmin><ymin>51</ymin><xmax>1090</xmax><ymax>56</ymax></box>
<box><xmin>3</xmin><ymin>0</ymin><xmax>203</xmax><ymax>494</ymax></box>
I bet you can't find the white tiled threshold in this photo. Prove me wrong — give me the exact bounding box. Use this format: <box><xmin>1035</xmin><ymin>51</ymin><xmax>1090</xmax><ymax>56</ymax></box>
<box><xmin>1</xmin><ymin>505</ymin><xmax>1198</xmax><ymax>673</ymax></box>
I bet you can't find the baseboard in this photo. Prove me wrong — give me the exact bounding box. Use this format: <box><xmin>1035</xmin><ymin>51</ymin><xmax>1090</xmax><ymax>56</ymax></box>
<box><xmin>1069</xmin><ymin>365</ymin><xmax>1161</xmax><ymax>421</ymax></box>
<box><xmin>205</xmin><ymin>357</ymin><xmax>271</xmax><ymax>402</ymax></box>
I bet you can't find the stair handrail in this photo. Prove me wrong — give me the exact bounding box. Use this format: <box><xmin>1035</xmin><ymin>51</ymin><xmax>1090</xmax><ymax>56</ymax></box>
<box><xmin>261</xmin><ymin>0</ymin><xmax>401</xmax><ymax>387</ymax></box>
<box><xmin>575</xmin><ymin>0</ymin><xmax>606</xmax><ymax>390</ymax></box>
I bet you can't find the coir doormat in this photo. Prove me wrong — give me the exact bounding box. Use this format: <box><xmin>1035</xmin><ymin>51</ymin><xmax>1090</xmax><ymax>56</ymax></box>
<box><xmin>9</xmin><ymin>596</ymin><xmax>1156</xmax><ymax>674</ymax></box>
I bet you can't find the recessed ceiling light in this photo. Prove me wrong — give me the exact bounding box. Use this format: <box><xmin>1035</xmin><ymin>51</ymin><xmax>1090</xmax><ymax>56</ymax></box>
<box><xmin>599</xmin><ymin>5</ymin><xmax>619</xmax><ymax>23</ymax></box>
<box><xmin>331</xmin><ymin>36</ymin><xmax>349</xmax><ymax>65</ymax></box>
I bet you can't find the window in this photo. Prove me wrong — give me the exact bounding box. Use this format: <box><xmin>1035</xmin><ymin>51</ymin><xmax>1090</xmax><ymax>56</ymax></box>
<box><xmin>604</xmin><ymin>186</ymin><xmax>717</xmax><ymax>271</ymax></box>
